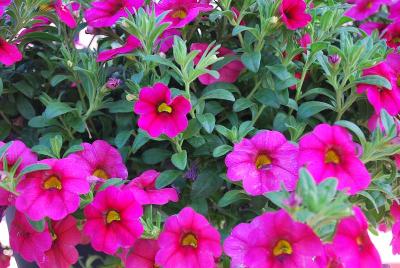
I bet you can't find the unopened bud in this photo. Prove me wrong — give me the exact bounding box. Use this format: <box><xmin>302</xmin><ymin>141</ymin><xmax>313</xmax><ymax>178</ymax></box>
<box><xmin>328</xmin><ymin>54</ymin><xmax>341</xmax><ymax>66</ymax></box>
<box><xmin>106</xmin><ymin>78</ymin><xmax>121</xmax><ymax>90</ymax></box>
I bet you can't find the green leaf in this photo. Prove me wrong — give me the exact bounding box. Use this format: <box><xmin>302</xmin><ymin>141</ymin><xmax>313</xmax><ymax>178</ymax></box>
<box><xmin>297</xmin><ymin>101</ymin><xmax>334</xmax><ymax>119</ymax></box>
<box><xmin>171</xmin><ymin>150</ymin><xmax>187</xmax><ymax>170</ymax></box>
<box><xmin>0</xmin><ymin>78</ymin><xmax>3</xmax><ymax>96</ymax></box>
<box><xmin>156</xmin><ymin>170</ymin><xmax>182</xmax><ymax>189</ymax></box>
<box><xmin>335</xmin><ymin>120</ymin><xmax>367</xmax><ymax>144</ymax></box>
<box><xmin>19</xmin><ymin>163</ymin><xmax>51</xmax><ymax>177</ymax></box>
<box><xmin>16</xmin><ymin>95</ymin><xmax>35</xmax><ymax>119</ymax></box>
<box><xmin>0</xmin><ymin>142</ymin><xmax>12</xmax><ymax>158</ymax></box>
<box><xmin>142</xmin><ymin>148</ymin><xmax>171</xmax><ymax>164</ymax></box>
<box><xmin>201</xmin><ymin>89</ymin><xmax>235</xmax><ymax>101</ymax></box>
<box><xmin>43</xmin><ymin>102</ymin><xmax>74</xmax><ymax>119</ymax></box>
<box><xmin>98</xmin><ymin>178</ymin><xmax>126</xmax><ymax>191</ymax></box>
<box><xmin>241</xmin><ymin>51</ymin><xmax>261</xmax><ymax>72</ymax></box>
<box><xmin>191</xmin><ymin>170</ymin><xmax>223</xmax><ymax>199</ymax></box>
<box><xmin>266</xmin><ymin>64</ymin><xmax>292</xmax><ymax>81</ymax></box>
<box><xmin>197</xmin><ymin>113</ymin><xmax>215</xmax><ymax>133</ymax></box>
<box><xmin>355</xmin><ymin>75</ymin><xmax>392</xmax><ymax>90</ymax></box>
<box><xmin>132</xmin><ymin>131</ymin><xmax>150</xmax><ymax>153</ymax></box>
<box><xmin>218</xmin><ymin>190</ymin><xmax>249</xmax><ymax>207</ymax></box>
<box><xmin>115</xmin><ymin>130</ymin><xmax>132</xmax><ymax>148</ymax></box>
<box><xmin>233</xmin><ymin>98</ymin><xmax>254</xmax><ymax>112</ymax></box>
<box><xmin>213</xmin><ymin>145</ymin><xmax>232</xmax><ymax>157</ymax></box>
<box><xmin>63</xmin><ymin>145</ymin><xmax>83</xmax><ymax>157</ymax></box>
<box><xmin>232</xmin><ymin>25</ymin><xmax>252</xmax><ymax>36</ymax></box>
<box><xmin>28</xmin><ymin>218</ymin><xmax>45</xmax><ymax>232</ymax></box>
<box><xmin>50</xmin><ymin>75</ymin><xmax>70</xmax><ymax>87</ymax></box>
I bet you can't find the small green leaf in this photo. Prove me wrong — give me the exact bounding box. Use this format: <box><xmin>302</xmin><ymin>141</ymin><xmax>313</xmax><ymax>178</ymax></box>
<box><xmin>241</xmin><ymin>51</ymin><xmax>261</xmax><ymax>72</ymax></box>
<box><xmin>43</xmin><ymin>102</ymin><xmax>74</xmax><ymax>119</ymax></box>
<box><xmin>19</xmin><ymin>163</ymin><xmax>51</xmax><ymax>177</ymax></box>
<box><xmin>115</xmin><ymin>130</ymin><xmax>132</xmax><ymax>148</ymax></box>
<box><xmin>297</xmin><ymin>101</ymin><xmax>334</xmax><ymax>119</ymax></box>
<box><xmin>201</xmin><ymin>89</ymin><xmax>235</xmax><ymax>101</ymax></box>
<box><xmin>355</xmin><ymin>75</ymin><xmax>392</xmax><ymax>90</ymax></box>
<box><xmin>171</xmin><ymin>150</ymin><xmax>187</xmax><ymax>170</ymax></box>
<box><xmin>233</xmin><ymin>98</ymin><xmax>254</xmax><ymax>112</ymax></box>
<box><xmin>213</xmin><ymin>145</ymin><xmax>232</xmax><ymax>157</ymax></box>
<box><xmin>156</xmin><ymin>170</ymin><xmax>182</xmax><ymax>189</ymax></box>
<box><xmin>197</xmin><ymin>113</ymin><xmax>215</xmax><ymax>133</ymax></box>
<box><xmin>218</xmin><ymin>190</ymin><xmax>248</xmax><ymax>207</ymax></box>
<box><xmin>50</xmin><ymin>75</ymin><xmax>70</xmax><ymax>87</ymax></box>
<box><xmin>63</xmin><ymin>145</ymin><xmax>83</xmax><ymax>157</ymax></box>
<box><xmin>28</xmin><ymin>218</ymin><xmax>45</xmax><ymax>232</ymax></box>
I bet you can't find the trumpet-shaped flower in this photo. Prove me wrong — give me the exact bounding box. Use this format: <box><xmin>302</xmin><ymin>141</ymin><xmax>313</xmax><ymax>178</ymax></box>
<box><xmin>279</xmin><ymin>0</ymin><xmax>312</xmax><ymax>30</ymax></box>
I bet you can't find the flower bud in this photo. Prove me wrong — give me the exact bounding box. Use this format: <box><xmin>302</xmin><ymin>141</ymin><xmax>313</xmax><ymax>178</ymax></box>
<box><xmin>328</xmin><ymin>54</ymin><xmax>341</xmax><ymax>66</ymax></box>
<box><xmin>106</xmin><ymin>78</ymin><xmax>121</xmax><ymax>90</ymax></box>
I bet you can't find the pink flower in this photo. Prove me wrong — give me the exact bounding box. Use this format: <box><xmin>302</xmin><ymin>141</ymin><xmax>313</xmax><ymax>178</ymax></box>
<box><xmin>0</xmin><ymin>38</ymin><xmax>22</xmax><ymax>66</ymax></box>
<box><xmin>37</xmin><ymin>215</ymin><xmax>81</xmax><ymax>268</ymax></box>
<box><xmin>357</xmin><ymin>62</ymin><xmax>400</xmax><ymax>115</ymax></box>
<box><xmin>345</xmin><ymin>0</ymin><xmax>390</xmax><ymax>21</ymax></box>
<box><xmin>125</xmin><ymin>170</ymin><xmax>178</xmax><ymax>205</ymax></box>
<box><xmin>298</xmin><ymin>124</ymin><xmax>371</xmax><ymax>195</ymax></box>
<box><xmin>68</xmin><ymin>140</ymin><xmax>128</xmax><ymax>181</ymax></box>
<box><xmin>122</xmin><ymin>239</ymin><xmax>159</xmax><ymax>268</ymax></box>
<box><xmin>83</xmin><ymin>186</ymin><xmax>143</xmax><ymax>254</ymax></box>
<box><xmin>0</xmin><ymin>140</ymin><xmax>37</xmax><ymax>206</ymax></box>
<box><xmin>391</xmin><ymin>202</ymin><xmax>400</xmax><ymax>254</ymax></box>
<box><xmin>9</xmin><ymin>211</ymin><xmax>52</xmax><ymax>262</ymax></box>
<box><xmin>279</xmin><ymin>0</ymin><xmax>312</xmax><ymax>30</ymax></box>
<box><xmin>84</xmin><ymin>0</ymin><xmax>144</xmax><ymax>28</ymax></box>
<box><xmin>224</xmin><ymin>209</ymin><xmax>323</xmax><ymax>268</ymax></box>
<box><xmin>0</xmin><ymin>0</ymin><xmax>11</xmax><ymax>17</ymax></box>
<box><xmin>155</xmin><ymin>207</ymin><xmax>222</xmax><ymax>268</ymax></box>
<box><xmin>97</xmin><ymin>35</ymin><xmax>141</xmax><ymax>62</ymax></box>
<box><xmin>54</xmin><ymin>0</ymin><xmax>77</xmax><ymax>28</ymax></box>
<box><xmin>15</xmin><ymin>158</ymin><xmax>90</xmax><ymax>221</ymax></box>
<box><xmin>231</xmin><ymin>7</ymin><xmax>245</xmax><ymax>26</ymax></box>
<box><xmin>384</xmin><ymin>20</ymin><xmax>400</xmax><ymax>48</ymax></box>
<box><xmin>134</xmin><ymin>82</ymin><xmax>191</xmax><ymax>138</ymax></box>
<box><xmin>191</xmin><ymin>43</ymin><xmax>245</xmax><ymax>85</ymax></box>
<box><xmin>359</xmin><ymin>21</ymin><xmax>387</xmax><ymax>35</ymax></box>
<box><xmin>225</xmin><ymin>130</ymin><xmax>299</xmax><ymax>196</ymax></box>
<box><xmin>155</xmin><ymin>0</ymin><xmax>213</xmax><ymax>29</ymax></box>
<box><xmin>389</xmin><ymin>1</ymin><xmax>400</xmax><ymax>20</ymax></box>
<box><xmin>19</xmin><ymin>16</ymin><xmax>52</xmax><ymax>37</ymax></box>
<box><xmin>332</xmin><ymin>206</ymin><xmax>382</xmax><ymax>267</ymax></box>
<box><xmin>156</xmin><ymin>28</ymin><xmax>181</xmax><ymax>53</ymax></box>
<box><xmin>315</xmin><ymin>244</ymin><xmax>344</xmax><ymax>268</ymax></box>
<box><xmin>387</xmin><ymin>52</ymin><xmax>400</xmax><ymax>89</ymax></box>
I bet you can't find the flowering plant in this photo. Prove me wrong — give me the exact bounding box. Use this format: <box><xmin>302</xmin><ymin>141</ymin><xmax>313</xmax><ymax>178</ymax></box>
<box><xmin>1</xmin><ymin>0</ymin><xmax>400</xmax><ymax>267</ymax></box>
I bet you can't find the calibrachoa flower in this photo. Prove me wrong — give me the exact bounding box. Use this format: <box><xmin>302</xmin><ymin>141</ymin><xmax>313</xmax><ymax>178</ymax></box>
<box><xmin>155</xmin><ymin>0</ymin><xmax>213</xmax><ymax>29</ymax></box>
<box><xmin>298</xmin><ymin>124</ymin><xmax>371</xmax><ymax>195</ymax></box>
<box><xmin>387</xmin><ymin>52</ymin><xmax>400</xmax><ymax>89</ymax></box>
<box><xmin>359</xmin><ymin>21</ymin><xmax>386</xmax><ymax>35</ymax></box>
<box><xmin>54</xmin><ymin>0</ymin><xmax>77</xmax><ymax>28</ymax></box>
<box><xmin>19</xmin><ymin>16</ymin><xmax>51</xmax><ymax>37</ymax></box>
<box><xmin>384</xmin><ymin>20</ymin><xmax>400</xmax><ymax>48</ymax></box>
<box><xmin>155</xmin><ymin>207</ymin><xmax>222</xmax><ymax>268</ymax></box>
<box><xmin>191</xmin><ymin>43</ymin><xmax>245</xmax><ymax>85</ymax></box>
<box><xmin>37</xmin><ymin>215</ymin><xmax>81</xmax><ymax>268</ymax></box>
<box><xmin>391</xmin><ymin>202</ymin><xmax>400</xmax><ymax>254</ymax></box>
<box><xmin>97</xmin><ymin>35</ymin><xmax>142</xmax><ymax>62</ymax></box>
<box><xmin>0</xmin><ymin>140</ymin><xmax>37</xmax><ymax>206</ymax></box>
<box><xmin>84</xmin><ymin>0</ymin><xmax>144</xmax><ymax>28</ymax></box>
<box><xmin>68</xmin><ymin>140</ymin><xmax>128</xmax><ymax>181</ymax></box>
<box><xmin>356</xmin><ymin>62</ymin><xmax>400</xmax><ymax>115</ymax></box>
<box><xmin>15</xmin><ymin>158</ymin><xmax>90</xmax><ymax>220</ymax></box>
<box><xmin>122</xmin><ymin>239</ymin><xmax>159</xmax><ymax>268</ymax></box>
<box><xmin>0</xmin><ymin>0</ymin><xmax>11</xmax><ymax>17</ymax></box>
<box><xmin>125</xmin><ymin>169</ymin><xmax>178</xmax><ymax>205</ymax></box>
<box><xmin>224</xmin><ymin>209</ymin><xmax>323</xmax><ymax>268</ymax></box>
<box><xmin>83</xmin><ymin>186</ymin><xmax>143</xmax><ymax>254</ymax></box>
<box><xmin>315</xmin><ymin>244</ymin><xmax>344</xmax><ymax>268</ymax></box>
<box><xmin>134</xmin><ymin>82</ymin><xmax>191</xmax><ymax>138</ymax></box>
<box><xmin>0</xmin><ymin>38</ymin><xmax>22</xmax><ymax>66</ymax></box>
<box><xmin>9</xmin><ymin>211</ymin><xmax>52</xmax><ymax>262</ymax></box>
<box><xmin>332</xmin><ymin>206</ymin><xmax>382</xmax><ymax>267</ymax></box>
<box><xmin>225</xmin><ymin>130</ymin><xmax>298</xmax><ymax>196</ymax></box>
<box><xmin>279</xmin><ymin>0</ymin><xmax>312</xmax><ymax>30</ymax></box>
<box><xmin>345</xmin><ymin>0</ymin><xmax>390</xmax><ymax>21</ymax></box>
<box><xmin>389</xmin><ymin>1</ymin><xmax>400</xmax><ymax>20</ymax></box>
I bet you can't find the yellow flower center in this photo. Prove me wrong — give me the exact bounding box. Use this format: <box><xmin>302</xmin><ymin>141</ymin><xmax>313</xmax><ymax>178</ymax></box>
<box><xmin>43</xmin><ymin>176</ymin><xmax>62</xmax><ymax>190</ymax></box>
<box><xmin>157</xmin><ymin>103</ymin><xmax>172</xmax><ymax>114</ymax></box>
<box><xmin>93</xmin><ymin>169</ymin><xmax>109</xmax><ymax>180</ymax></box>
<box><xmin>356</xmin><ymin>236</ymin><xmax>363</xmax><ymax>246</ymax></box>
<box><xmin>172</xmin><ymin>9</ymin><xmax>187</xmax><ymax>19</ymax></box>
<box><xmin>181</xmin><ymin>233</ymin><xmax>198</xmax><ymax>248</ymax></box>
<box><xmin>106</xmin><ymin>210</ymin><xmax>121</xmax><ymax>224</ymax></box>
<box><xmin>366</xmin><ymin>2</ymin><xmax>373</xmax><ymax>9</ymax></box>
<box><xmin>325</xmin><ymin>149</ymin><xmax>340</xmax><ymax>164</ymax></box>
<box><xmin>51</xmin><ymin>233</ymin><xmax>58</xmax><ymax>241</ymax></box>
<box><xmin>273</xmin><ymin>240</ymin><xmax>293</xmax><ymax>256</ymax></box>
<box><xmin>255</xmin><ymin>154</ymin><xmax>272</xmax><ymax>169</ymax></box>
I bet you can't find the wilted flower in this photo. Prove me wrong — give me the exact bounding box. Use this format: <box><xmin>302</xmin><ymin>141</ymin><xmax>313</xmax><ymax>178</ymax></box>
<box><xmin>106</xmin><ymin>77</ymin><xmax>121</xmax><ymax>90</ymax></box>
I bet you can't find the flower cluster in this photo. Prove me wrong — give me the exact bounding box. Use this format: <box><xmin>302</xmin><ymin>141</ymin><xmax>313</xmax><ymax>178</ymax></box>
<box><xmin>1</xmin><ymin>0</ymin><xmax>400</xmax><ymax>267</ymax></box>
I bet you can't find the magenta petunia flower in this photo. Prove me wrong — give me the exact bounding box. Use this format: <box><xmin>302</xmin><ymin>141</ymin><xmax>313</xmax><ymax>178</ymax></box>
<box><xmin>125</xmin><ymin>170</ymin><xmax>178</xmax><ymax>205</ymax></box>
<box><xmin>97</xmin><ymin>35</ymin><xmax>141</xmax><ymax>62</ymax></box>
<box><xmin>155</xmin><ymin>207</ymin><xmax>222</xmax><ymax>268</ymax></box>
<box><xmin>155</xmin><ymin>0</ymin><xmax>213</xmax><ymax>29</ymax></box>
<box><xmin>279</xmin><ymin>0</ymin><xmax>312</xmax><ymax>30</ymax></box>
<box><xmin>191</xmin><ymin>43</ymin><xmax>245</xmax><ymax>85</ymax></box>
<box><xmin>391</xmin><ymin>202</ymin><xmax>400</xmax><ymax>254</ymax></box>
<box><xmin>224</xmin><ymin>209</ymin><xmax>323</xmax><ymax>268</ymax></box>
<box><xmin>345</xmin><ymin>0</ymin><xmax>390</xmax><ymax>21</ymax></box>
<box><xmin>359</xmin><ymin>21</ymin><xmax>387</xmax><ymax>35</ymax></box>
<box><xmin>356</xmin><ymin>62</ymin><xmax>400</xmax><ymax>115</ymax></box>
<box><xmin>122</xmin><ymin>239</ymin><xmax>159</xmax><ymax>268</ymax></box>
<box><xmin>315</xmin><ymin>244</ymin><xmax>344</xmax><ymax>268</ymax></box>
<box><xmin>225</xmin><ymin>130</ymin><xmax>299</xmax><ymax>196</ymax></box>
<box><xmin>0</xmin><ymin>38</ymin><xmax>22</xmax><ymax>66</ymax></box>
<box><xmin>0</xmin><ymin>0</ymin><xmax>11</xmax><ymax>17</ymax></box>
<box><xmin>84</xmin><ymin>0</ymin><xmax>144</xmax><ymax>28</ymax></box>
<box><xmin>0</xmin><ymin>140</ymin><xmax>37</xmax><ymax>206</ymax></box>
<box><xmin>387</xmin><ymin>52</ymin><xmax>400</xmax><ymax>89</ymax></box>
<box><xmin>54</xmin><ymin>0</ymin><xmax>77</xmax><ymax>28</ymax></box>
<box><xmin>134</xmin><ymin>82</ymin><xmax>191</xmax><ymax>138</ymax></box>
<box><xmin>15</xmin><ymin>158</ymin><xmax>90</xmax><ymax>221</ymax></box>
<box><xmin>332</xmin><ymin>206</ymin><xmax>382</xmax><ymax>267</ymax></box>
<box><xmin>389</xmin><ymin>1</ymin><xmax>400</xmax><ymax>20</ymax></box>
<box><xmin>36</xmin><ymin>215</ymin><xmax>81</xmax><ymax>268</ymax></box>
<box><xmin>298</xmin><ymin>124</ymin><xmax>371</xmax><ymax>195</ymax></box>
<box><xmin>384</xmin><ymin>20</ymin><xmax>400</xmax><ymax>48</ymax></box>
<box><xmin>68</xmin><ymin>140</ymin><xmax>128</xmax><ymax>181</ymax></box>
<box><xmin>19</xmin><ymin>16</ymin><xmax>52</xmax><ymax>37</ymax></box>
<box><xmin>9</xmin><ymin>211</ymin><xmax>53</xmax><ymax>262</ymax></box>
<box><xmin>83</xmin><ymin>186</ymin><xmax>143</xmax><ymax>254</ymax></box>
